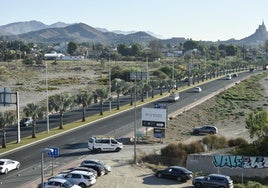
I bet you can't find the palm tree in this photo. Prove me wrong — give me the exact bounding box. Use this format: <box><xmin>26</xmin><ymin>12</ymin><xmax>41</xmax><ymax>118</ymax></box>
<box><xmin>75</xmin><ymin>91</ymin><xmax>93</xmax><ymax>122</ymax></box>
<box><xmin>94</xmin><ymin>88</ymin><xmax>108</xmax><ymax>115</ymax></box>
<box><xmin>49</xmin><ymin>94</ymin><xmax>74</xmax><ymax>129</ymax></box>
<box><xmin>23</xmin><ymin>103</ymin><xmax>45</xmax><ymax>138</ymax></box>
<box><xmin>149</xmin><ymin>80</ymin><xmax>158</xmax><ymax>98</ymax></box>
<box><xmin>112</xmin><ymin>78</ymin><xmax>126</xmax><ymax>110</ymax></box>
<box><xmin>0</xmin><ymin>110</ymin><xmax>16</xmax><ymax>148</ymax></box>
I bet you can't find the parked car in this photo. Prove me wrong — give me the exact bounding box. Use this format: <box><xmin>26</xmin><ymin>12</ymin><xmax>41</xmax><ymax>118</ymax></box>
<box><xmin>81</xmin><ymin>159</ymin><xmax>111</xmax><ymax>174</ymax></box>
<box><xmin>56</xmin><ymin>170</ymin><xmax>96</xmax><ymax>188</ymax></box>
<box><xmin>226</xmin><ymin>74</ymin><xmax>232</xmax><ymax>80</ymax></box>
<box><xmin>155</xmin><ymin>166</ymin><xmax>193</xmax><ymax>182</ymax></box>
<box><xmin>193</xmin><ymin>125</ymin><xmax>218</xmax><ymax>135</ymax></box>
<box><xmin>66</xmin><ymin>166</ymin><xmax>98</xmax><ymax>179</ymax></box>
<box><xmin>0</xmin><ymin>159</ymin><xmax>20</xmax><ymax>174</ymax></box>
<box><xmin>80</xmin><ymin>163</ymin><xmax>106</xmax><ymax>177</ymax></box>
<box><xmin>20</xmin><ymin>117</ymin><xmax>33</xmax><ymax>127</ymax></box>
<box><xmin>44</xmin><ymin>177</ymin><xmax>81</xmax><ymax>188</ymax></box>
<box><xmin>193</xmin><ymin>87</ymin><xmax>202</xmax><ymax>93</ymax></box>
<box><xmin>88</xmin><ymin>136</ymin><xmax>123</xmax><ymax>152</ymax></box>
<box><xmin>192</xmin><ymin>173</ymin><xmax>233</xmax><ymax>188</ymax></box>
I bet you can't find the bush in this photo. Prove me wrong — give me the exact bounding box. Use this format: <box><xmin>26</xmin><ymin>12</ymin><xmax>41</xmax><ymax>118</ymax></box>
<box><xmin>202</xmin><ymin>135</ymin><xmax>228</xmax><ymax>150</ymax></box>
<box><xmin>228</xmin><ymin>137</ymin><xmax>248</xmax><ymax>147</ymax></box>
<box><xmin>186</xmin><ymin>141</ymin><xmax>205</xmax><ymax>154</ymax></box>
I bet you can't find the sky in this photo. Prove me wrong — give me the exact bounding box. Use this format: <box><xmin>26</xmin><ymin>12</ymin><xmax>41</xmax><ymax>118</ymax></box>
<box><xmin>1</xmin><ymin>0</ymin><xmax>268</xmax><ymax>41</ymax></box>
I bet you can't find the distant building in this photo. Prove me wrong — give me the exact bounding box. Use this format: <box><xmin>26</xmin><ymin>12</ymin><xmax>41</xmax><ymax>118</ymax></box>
<box><xmin>44</xmin><ymin>52</ymin><xmax>65</xmax><ymax>60</ymax></box>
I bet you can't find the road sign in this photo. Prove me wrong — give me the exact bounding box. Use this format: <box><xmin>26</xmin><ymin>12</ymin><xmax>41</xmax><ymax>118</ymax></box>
<box><xmin>153</xmin><ymin>128</ymin><xmax>165</xmax><ymax>138</ymax></box>
<box><xmin>48</xmin><ymin>147</ymin><xmax>59</xmax><ymax>157</ymax></box>
<box><xmin>154</xmin><ymin>103</ymin><xmax>167</xmax><ymax>109</ymax></box>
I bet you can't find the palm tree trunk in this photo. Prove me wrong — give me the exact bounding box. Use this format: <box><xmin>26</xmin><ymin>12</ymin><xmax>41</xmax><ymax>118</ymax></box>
<box><xmin>100</xmin><ymin>99</ymin><xmax>103</xmax><ymax>115</ymax></box>
<box><xmin>82</xmin><ymin>106</ymin><xmax>86</xmax><ymax>122</ymax></box>
<box><xmin>2</xmin><ymin>129</ymin><xmax>6</xmax><ymax>148</ymax></box>
<box><xmin>117</xmin><ymin>93</ymin><xmax>120</xmax><ymax>110</ymax></box>
<box><xmin>59</xmin><ymin>112</ymin><xmax>64</xmax><ymax>129</ymax></box>
<box><xmin>32</xmin><ymin>122</ymin><xmax>36</xmax><ymax>138</ymax></box>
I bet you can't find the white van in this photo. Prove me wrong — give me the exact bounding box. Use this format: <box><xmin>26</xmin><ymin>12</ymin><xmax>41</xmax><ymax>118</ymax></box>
<box><xmin>168</xmin><ymin>92</ymin><xmax>180</xmax><ymax>102</ymax></box>
<box><xmin>88</xmin><ymin>136</ymin><xmax>123</xmax><ymax>152</ymax></box>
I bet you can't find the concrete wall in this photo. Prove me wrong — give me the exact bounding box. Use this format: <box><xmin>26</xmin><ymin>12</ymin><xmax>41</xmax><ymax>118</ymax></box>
<box><xmin>186</xmin><ymin>154</ymin><xmax>268</xmax><ymax>178</ymax></box>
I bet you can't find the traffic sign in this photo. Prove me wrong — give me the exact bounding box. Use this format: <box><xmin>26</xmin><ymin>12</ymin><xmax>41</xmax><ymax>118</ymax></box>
<box><xmin>47</xmin><ymin>147</ymin><xmax>59</xmax><ymax>157</ymax></box>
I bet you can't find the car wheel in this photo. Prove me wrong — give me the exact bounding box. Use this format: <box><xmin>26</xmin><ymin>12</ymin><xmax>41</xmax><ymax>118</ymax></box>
<box><xmin>209</xmin><ymin>131</ymin><xmax>214</xmax><ymax>134</ymax></box>
<box><xmin>96</xmin><ymin>148</ymin><xmax>101</xmax><ymax>153</ymax></box>
<box><xmin>156</xmin><ymin>173</ymin><xmax>162</xmax><ymax>178</ymax></box>
<box><xmin>16</xmin><ymin>163</ymin><xmax>20</xmax><ymax>170</ymax></box>
<box><xmin>195</xmin><ymin>182</ymin><xmax>202</xmax><ymax>188</ymax></box>
<box><xmin>177</xmin><ymin>176</ymin><xmax>182</xmax><ymax>182</ymax></box>
<box><xmin>115</xmin><ymin>147</ymin><xmax>120</xmax><ymax>152</ymax></box>
<box><xmin>78</xmin><ymin>183</ymin><xmax>86</xmax><ymax>188</ymax></box>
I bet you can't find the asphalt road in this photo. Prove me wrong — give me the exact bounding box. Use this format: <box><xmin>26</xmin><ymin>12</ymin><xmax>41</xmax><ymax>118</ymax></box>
<box><xmin>0</xmin><ymin>70</ymin><xmax>257</xmax><ymax>187</ymax></box>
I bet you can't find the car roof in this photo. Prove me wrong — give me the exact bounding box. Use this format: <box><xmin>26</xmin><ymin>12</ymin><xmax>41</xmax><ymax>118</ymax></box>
<box><xmin>208</xmin><ymin>173</ymin><xmax>230</xmax><ymax>178</ymax></box>
<box><xmin>169</xmin><ymin>166</ymin><xmax>191</xmax><ymax>171</ymax></box>
<box><xmin>69</xmin><ymin>170</ymin><xmax>92</xmax><ymax>175</ymax></box>
<box><xmin>48</xmin><ymin>178</ymin><xmax>67</xmax><ymax>183</ymax></box>
<box><xmin>0</xmin><ymin>159</ymin><xmax>13</xmax><ymax>162</ymax></box>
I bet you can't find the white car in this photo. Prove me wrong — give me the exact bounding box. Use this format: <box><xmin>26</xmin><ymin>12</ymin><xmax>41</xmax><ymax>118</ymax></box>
<box><xmin>0</xmin><ymin>159</ymin><xmax>20</xmax><ymax>174</ymax></box>
<box><xmin>56</xmin><ymin>170</ymin><xmax>96</xmax><ymax>188</ymax></box>
<box><xmin>193</xmin><ymin>87</ymin><xmax>202</xmax><ymax>93</ymax></box>
<box><xmin>81</xmin><ymin>159</ymin><xmax>112</xmax><ymax>174</ymax></box>
<box><xmin>44</xmin><ymin>177</ymin><xmax>81</xmax><ymax>188</ymax></box>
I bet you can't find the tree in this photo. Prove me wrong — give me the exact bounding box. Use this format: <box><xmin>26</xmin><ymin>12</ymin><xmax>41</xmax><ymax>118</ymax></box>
<box><xmin>23</xmin><ymin>103</ymin><xmax>45</xmax><ymax>138</ymax></box>
<box><xmin>49</xmin><ymin>94</ymin><xmax>74</xmax><ymax>129</ymax></box>
<box><xmin>75</xmin><ymin>91</ymin><xmax>93</xmax><ymax>122</ymax></box>
<box><xmin>246</xmin><ymin>110</ymin><xmax>268</xmax><ymax>143</ymax></box>
<box><xmin>0</xmin><ymin>111</ymin><xmax>16</xmax><ymax>148</ymax></box>
<box><xmin>94</xmin><ymin>88</ymin><xmax>108</xmax><ymax>115</ymax></box>
<box><xmin>67</xmin><ymin>41</ymin><xmax>77</xmax><ymax>55</ymax></box>
<box><xmin>111</xmin><ymin>78</ymin><xmax>127</xmax><ymax>110</ymax></box>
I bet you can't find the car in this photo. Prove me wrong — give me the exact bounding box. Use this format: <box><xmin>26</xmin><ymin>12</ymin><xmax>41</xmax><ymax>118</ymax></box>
<box><xmin>155</xmin><ymin>166</ymin><xmax>193</xmax><ymax>182</ymax></box>
<box><xmin>44</xmin><ymin>177</ymin><xmax>81</xmax><ymax>188</ymax></box>
<box><xmin>56</xmin><ymin>170</ymin><xmax>96</xmax><ymax>188</ymax></box>
<box><xmin>0</xmin><ymin>159</ymin><xmax>20</xmax><ymax>174</ymax></box>
<box><xmin>20</xmin><ymin>117</ymin><xmax>33</xmax><ymax>127</ymax></box>
<box><xmin>81</xmin><ymin>159</ymin><xmax>111</xmax><ymax>174</ymax></box>
<box><xmin>193</xmin><ymin>87</ymin><xmax>202</xmax><ymax>93</ymax></box>
<box><xmin>192</xmin><ymin>173</ymin><xmax>233</xmax><ymax>188</ymax></box>
<box><xmin>232</xmin><ymin>73</ymin><xmax>238</xmax><ymax>78</ymax></box>
<box><xmin>168</xmin><ymin>92</ymin><xmax>180</xmax><ymax>102</ymax></box>
<box><xmin>80</xmin><ymin>163</ymin><xmax>106</xmax><ymax>177</ymax></box>
<box><xmin>65</xmin><ymin>166</ymin><xmax>98</xmax><ymax>179</ymax></box>
<box><xmin>193</xmin><ymin>125</ymin><xmax>218</xmax><ymax>135</ymax></box>
<box><xmin>226</xmin><ymin>74</ymin><xmax>232</xmax><ymax>80</ymax></box>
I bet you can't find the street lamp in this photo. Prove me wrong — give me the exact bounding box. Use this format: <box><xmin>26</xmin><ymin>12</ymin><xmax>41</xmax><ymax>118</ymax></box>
<box><xmin>40</xmin><ymin>148</ymin><xmax>53</xmax><ymax>188</ymax></box>
<box><xmin>45</xmin><ymin>61</ymin><xmax>49</xmax><ymax>133</ymax></box>
<box><xmin>134</xmin><ymin>74</ymin><xmax>137</xmax><ymax>164</ymax></box>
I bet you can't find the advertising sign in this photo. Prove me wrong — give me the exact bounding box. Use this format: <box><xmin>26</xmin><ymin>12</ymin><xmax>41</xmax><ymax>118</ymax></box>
<box><xmin>142</xmin><ymin>107</ymin><xmax>167</xmax><ymax>128</ymax></box>
<box><xmin>153</xmin><ymin>128</ymin><xmax>165</xmax><ymax>138</ymax></box>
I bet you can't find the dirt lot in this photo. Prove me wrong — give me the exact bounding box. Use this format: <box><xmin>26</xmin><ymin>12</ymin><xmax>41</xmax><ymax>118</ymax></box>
<box><xmin>2</xmin><ymin>61</ymin><xmax>267</xmax><ymax>188</ymax></box>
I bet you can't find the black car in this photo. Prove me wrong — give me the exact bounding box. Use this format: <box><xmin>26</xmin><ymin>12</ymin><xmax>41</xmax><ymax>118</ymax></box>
<box><xmin>20</xmin><ymin>117</ymin><xmax>33</xmax><ymax>127</ymax></box>
<box><xmin>193</xmin><ymin>125</ymin><xmax>218</xmax><ymax>135</ymax></box>
<box><xmin>155</xmin><ymin>166</ymin><xmax>193</xmax><ymax>182</ymax></box>
<box><xmin>192</xmin><ymin>173</ymin><xmax>233</xmax><ymax>188</ymax></box>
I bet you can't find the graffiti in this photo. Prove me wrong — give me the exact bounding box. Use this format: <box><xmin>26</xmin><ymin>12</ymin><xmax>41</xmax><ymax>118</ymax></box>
<box><xmin>213</xmin><ymin>155</ymin><xmax>268</xmax><ymax>168</ymax></box>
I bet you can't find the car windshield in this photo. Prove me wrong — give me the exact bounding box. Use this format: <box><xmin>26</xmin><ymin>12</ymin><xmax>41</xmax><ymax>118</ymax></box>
<box><xmin>0</xmin><ymin>161</ymin><xmax>4</xmax><ymax>165</ymax></box>
<box><xmin>63</xmin><ymin>180</ymin><xmax>75</xmax><ymax>188</ymax></box>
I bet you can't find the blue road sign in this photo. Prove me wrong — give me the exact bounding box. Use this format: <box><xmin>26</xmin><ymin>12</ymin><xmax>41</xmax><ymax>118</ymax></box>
<box><xmin>48</xmin><ymin>147</ymin><xmax>59</xmax><ymax>157</ymax></box>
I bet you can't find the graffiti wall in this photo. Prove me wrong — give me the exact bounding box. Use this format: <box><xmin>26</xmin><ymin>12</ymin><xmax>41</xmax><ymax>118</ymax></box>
<box><xmin>213</xmin><ymin>155</ymin><xmax>268</xmax><ymax>169</ymax></box>
<box><xmin>187</xmin><ymin>154</ymin><xmax>268</xmax><ymax>178</ymax></box>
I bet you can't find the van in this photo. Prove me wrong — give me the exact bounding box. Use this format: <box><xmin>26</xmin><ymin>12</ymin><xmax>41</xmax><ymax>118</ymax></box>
<box><xmin>168</xmin><ymin>92</ymin><xmax>180</xmax><ymax>102</ymax></box>
<box><xmin>88</xmin><ymin>136</ymin><xmax>123</xmax><ymax>153</ymax></box>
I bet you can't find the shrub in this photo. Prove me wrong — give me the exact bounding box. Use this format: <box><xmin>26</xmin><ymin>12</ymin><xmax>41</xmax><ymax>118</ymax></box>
<box><xmin>186</xmin><ymin>141</ymin><xmax>205</xmax><ymax>154</ymax></box>
<box><xmin>228</xmin><ymin>137</ymin><xmax>248</xmax><ymax>147</ymax></box>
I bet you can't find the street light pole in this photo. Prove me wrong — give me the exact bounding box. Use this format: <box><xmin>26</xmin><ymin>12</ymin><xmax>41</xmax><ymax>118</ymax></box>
<box><xmin>46</xmin><ymin>61</ymin><xmax>49</xmax><ymax>133</ymax></box>
<box><xmin>40</xmin><ymin>148</ymin><xmax>53</xmax><ymax>188</ymax></box>
<box><xmin>134</xmin><ymin>74</ymin><xmax>137</xmax><ymax>164</ymax></box>
<box><xmin>108</xmin><ymin>57</ymin><xmax>111</xmax><ymax>111</ymax></box>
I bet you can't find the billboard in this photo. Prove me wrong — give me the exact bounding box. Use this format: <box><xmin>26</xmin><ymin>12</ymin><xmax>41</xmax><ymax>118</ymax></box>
<box><xmin>141</xmin><ymin>107</ymin><xmax>167</xmax><ymax>128</ymax></box>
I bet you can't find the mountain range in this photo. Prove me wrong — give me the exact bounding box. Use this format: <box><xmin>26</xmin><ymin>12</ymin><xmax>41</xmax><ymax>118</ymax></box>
<box><xmin>0</xmin><ymin>20</ymin><xmax>267</xmax><ymax>46</ymax></box>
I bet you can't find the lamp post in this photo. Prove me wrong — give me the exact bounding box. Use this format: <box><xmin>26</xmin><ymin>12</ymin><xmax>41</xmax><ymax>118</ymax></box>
<box><xmin>134</xmin><ymin>74</ymin><xmax>137</xmax><ymax>164</ymax></box>
<box><xmin>108</xmin><ymin>57</ymin><xmax>111</xmax><ymax>111</ymax></box>
<box><xmin>45</xmin><ymin>61</ymin><xmax>49</xmax><ymax>133</ymax></box>
<box><xmin>40</xmin><ymin>148</ymin><xmax>53</xmax><ymax>188</ymax></box>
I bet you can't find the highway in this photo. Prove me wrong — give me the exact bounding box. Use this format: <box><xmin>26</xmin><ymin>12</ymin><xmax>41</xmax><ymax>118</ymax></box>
<box><xmin>0</xmin><ymin>70</ymin><xmax>256</xmax><ymax>187</ymax></box>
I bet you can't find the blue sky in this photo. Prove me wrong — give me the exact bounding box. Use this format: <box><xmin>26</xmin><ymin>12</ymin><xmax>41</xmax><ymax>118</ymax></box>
<box><xmin>1</xmin><ymin>0</ymin><xmax>268</xmax><ymax>41</ymax></box>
